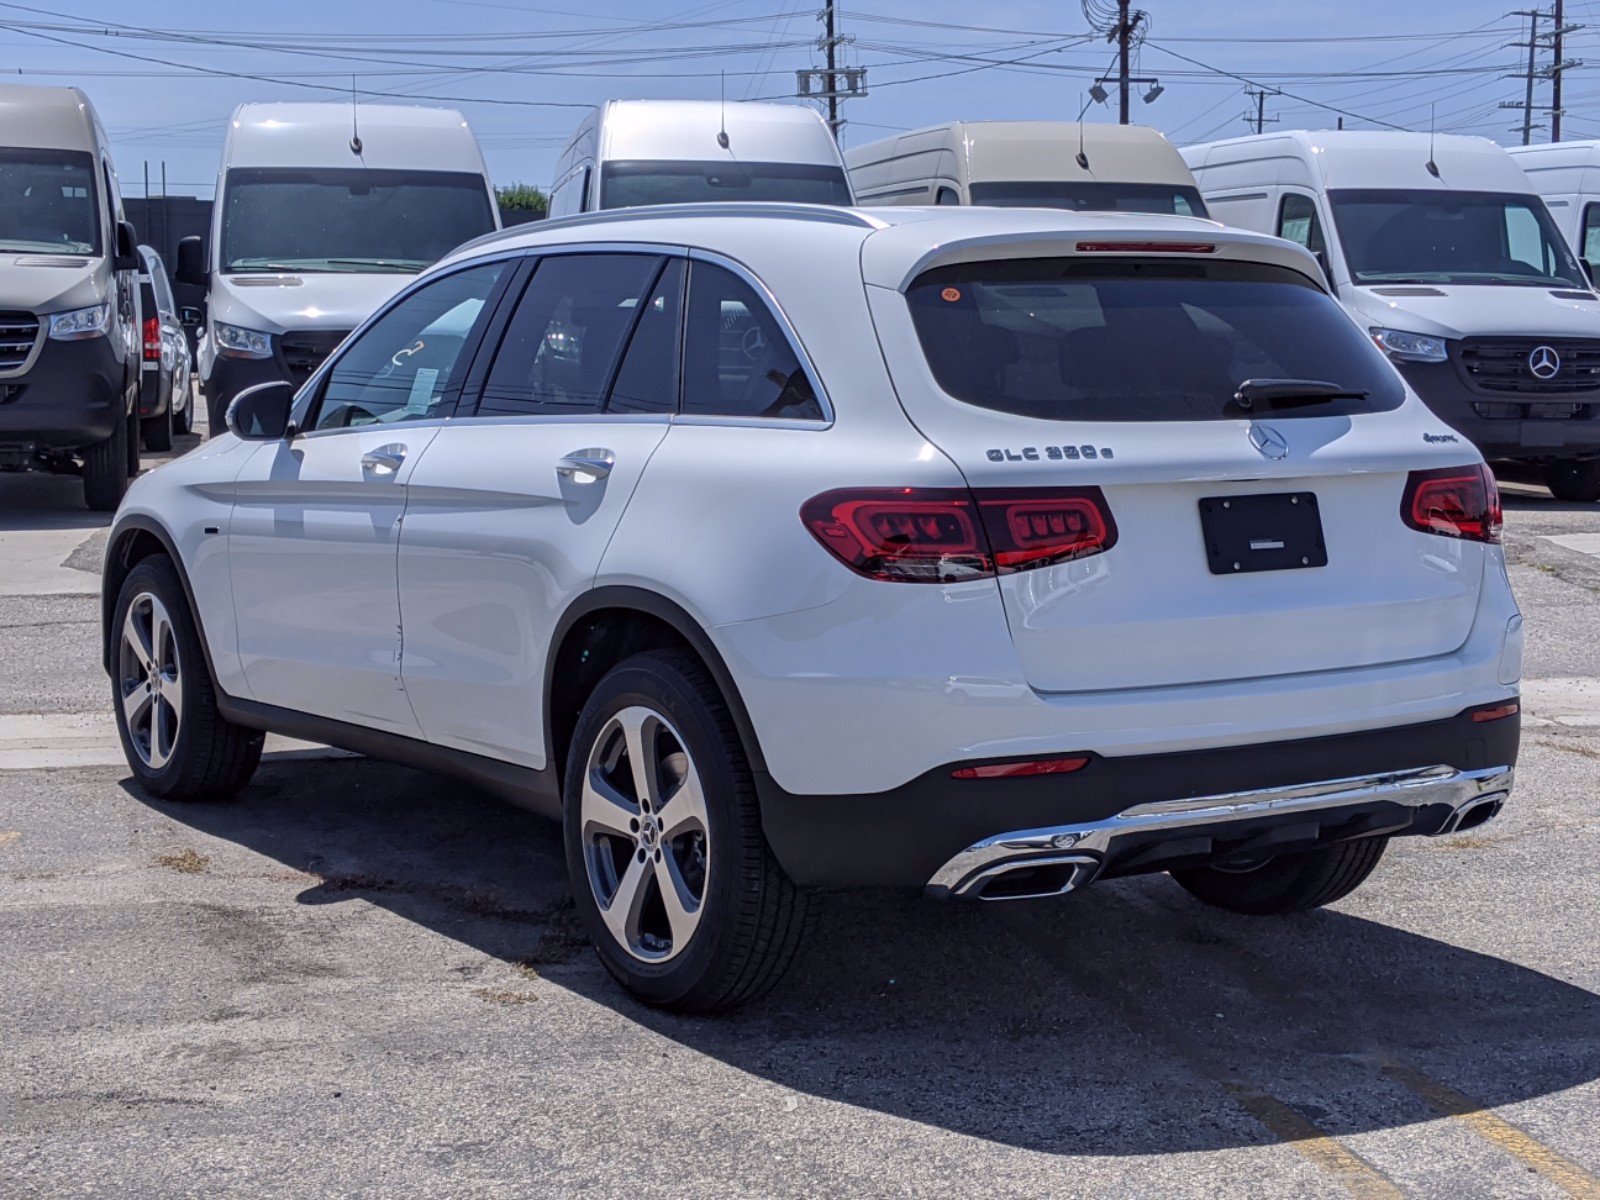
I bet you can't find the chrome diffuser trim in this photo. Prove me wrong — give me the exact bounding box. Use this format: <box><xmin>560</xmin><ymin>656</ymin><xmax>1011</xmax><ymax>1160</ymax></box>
<box><xmin>926</xmin><ymin>764</ymin><xmax>1514</xmax><ymax>900</ymax></box>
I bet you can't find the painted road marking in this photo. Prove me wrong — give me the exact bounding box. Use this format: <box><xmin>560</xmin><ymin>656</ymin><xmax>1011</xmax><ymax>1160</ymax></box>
<box><xmin>1545</xmin><ymin>532</ymin><xmax>1600</xmax><ymax>559</ymax></box>
<box><xmin>1522</xmin><ymin>677</ymin><xmax>1600</xmax><ymax>729</ymax></box>
<box><xmin>0</xmin><ymin>712</ymin><xmax>349</xmax><ymax>770</ymax></box>
<box><xmin>0</xmin><ymin>527</ymin><xmax>103</xmax><ymax>597</ymax></box>
<box><xmin>1383</xmin><ymin>1061</ymin><xmax>1600</xmax><ymax>1200</ymax></box>
<box><xmin>1225</xmin><ymin>1084</ymin><xmax>1404</xmax><ymax>1200</ymax></box>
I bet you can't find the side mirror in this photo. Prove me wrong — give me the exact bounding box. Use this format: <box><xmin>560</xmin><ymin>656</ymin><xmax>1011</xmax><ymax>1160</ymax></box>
<box><xmin>1583</xmin><ymin>258</ymin><xmax>1595</xmax><ymax>288</ymax></box>
<box><xmin>178</xmin><ymin>305</ymin><xmax>203</xmax><ymax>328</ymax></box>
<box><xmin>114</xmin><ymin>220</ymin><xmax>139</xmax><ymax>272</ymax></box>
<box><xmin>226</xmin><ymin>381</ymin><xmax>295</xmax><ymax>441</ymax></box>
<box><xmin>1313</xmin><ymin>248</ymin><xmax>1333</xmax><ymax>287</ymax></box>
<box><xmin>175</xmin><ymin>236</ymin><xmax>207</xmax><ymax>287</ymax></box>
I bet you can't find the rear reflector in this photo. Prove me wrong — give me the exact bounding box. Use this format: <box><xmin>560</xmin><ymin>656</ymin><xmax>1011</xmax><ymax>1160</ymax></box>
<box><xmin>951</xmin><ymin>755</ymin><xmax>1090</xmax><ymax>780</ymax></box>
<box><xmin>801</xmin><ymin>487</ymin><xmax>1117</xmax><ymax>583</ymax></box>
<box><xmin>1470</xmin><ymin>702</ymin><xmax>1519</xmax><ymax>723</ymax></box>
<box><xmin>1075</xmin><ymin>241</ymin><xmax>1216</xmax><ymax>254</ymax></box>
<box><xmin>1401</xmin><ymin>463</ymin><xmax>1502</xmax><ymax>544</ymax></box>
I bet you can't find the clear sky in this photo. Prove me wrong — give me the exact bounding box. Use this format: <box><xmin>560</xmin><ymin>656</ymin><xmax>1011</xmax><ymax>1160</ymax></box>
<box><xmin>2</xmin><ymin>0</ymin><xmax>1595</xmax><ymax>199</ymax></box>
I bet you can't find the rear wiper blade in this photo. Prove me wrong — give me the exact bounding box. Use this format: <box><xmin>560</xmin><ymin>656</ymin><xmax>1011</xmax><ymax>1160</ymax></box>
<box><xmin>1231</xmin><ymin>378</ymin><xmax>1369</xmax><ymax>413</ymax></box>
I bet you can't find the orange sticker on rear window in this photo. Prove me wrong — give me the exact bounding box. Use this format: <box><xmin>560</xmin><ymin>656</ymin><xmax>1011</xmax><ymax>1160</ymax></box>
<box><xmin>941</xmin><ymin>287</ymin><xmax>962</xmax><ymax>303</ymax></box>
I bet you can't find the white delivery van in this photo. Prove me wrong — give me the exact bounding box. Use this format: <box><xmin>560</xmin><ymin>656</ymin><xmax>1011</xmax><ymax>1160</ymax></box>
<box><xmin>178</xmin><ymin>102</ymin><xmax>499</xmax><ymax>432</ymax></box>
<box><xmin>1185</xmin><ymin>130</ymin><xmax>1600</xmax><ymax>500</ymax></box>
<box><xmin>548</xmin><ymin>100</ymin><xmax>853</xmax><ymax>216</ymax></box>
<box><xmin>1506</xmin><ymin>141</ymin><xmax>1600</xmax><ymax>274</ymax></box>
<box><xmin>847</xmin><ymin>121</ymin><xmax>1207</xmax><ymax>215</ymax></box>
<box><xmin>0</xmin><ymin>83</ymin><xmax>143</xmax><ymax>510</ymax></box>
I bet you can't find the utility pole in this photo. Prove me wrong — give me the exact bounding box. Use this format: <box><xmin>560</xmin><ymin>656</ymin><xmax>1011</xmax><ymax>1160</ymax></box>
<box><xmin>796</xmin><ymin>1</ymin><xmax>867</xmax><ymax>140</ymax></box>
<box><xmin>1114</xmin><ymin>0</ymin><xmax>1144</xmax><ymax>125</ymax></box>
<box><xmin>1549</xmin><ymin>0</ymin><xmax>1584</xmax><ymax>141</ymax></box>
<box><xmin>1503</xmin><ymin>9</ymin><xmax>1545</xmax><ymax>145</ymax></box>
<box><xmin>1244</xmin><ymin>87</ymin><xmax>1279</xmax><ymax>135</ymax></box>
<box><xmin>823</xmin><ymin>0</ymin><xmax>838</xmax><ymax>135</ymax></box>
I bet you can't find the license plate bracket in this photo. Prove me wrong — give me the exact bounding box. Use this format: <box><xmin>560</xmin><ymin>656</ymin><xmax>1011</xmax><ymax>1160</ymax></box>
<box><xmin>1199</xmin><ymin>492</ymin><xmax>1327</xmax><ymax>575</ymax></box>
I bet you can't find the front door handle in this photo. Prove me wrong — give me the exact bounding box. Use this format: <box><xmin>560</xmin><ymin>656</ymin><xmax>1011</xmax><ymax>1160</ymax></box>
<box><xmin>556</xmin><ymin>448</ymin><xmax>615</xmax><ymax>482</ymax></box>
<box><xmin>361</xmin><ymin>445</ymin><xmax>407</xmax><ymax>476</ymax></box>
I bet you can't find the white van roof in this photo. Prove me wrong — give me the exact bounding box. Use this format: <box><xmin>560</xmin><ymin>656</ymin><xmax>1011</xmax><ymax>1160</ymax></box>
<box><xmin>1183</xmin><ymin>130</ymin><xmax>1535</xmax><ymax>194</ymax></box>
<box><xmin>0</xmin><ymin>84</ymin><xmax>98</xmax><ymax>153</ymax></box>
<box><xmin>1506</xmin><ymin>140</ymin><xmax>1600</xmax><ymax>197</ymax></box>
<box><xmin>848</xmin><ymin>121</ymin><xmax>1192</xmax><ymax>185</ymax></box>
<box><xmin>224</xmin><ymin>102</ymin><xmax>489</xmax><ymax>173</ymax></box>
<box><xmin>597</xmin><ymin>100</ymin><xmax>841</xmax><ymax>165</ymax></box>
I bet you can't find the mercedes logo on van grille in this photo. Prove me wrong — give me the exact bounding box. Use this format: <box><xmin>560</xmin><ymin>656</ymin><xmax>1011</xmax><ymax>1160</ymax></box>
<box><xmin>1528</xmin><ymin>344</ymin><xmax>1562</xmax><ymax>380</ymax></box>
<box><xmin>1248</xmin><ymin>423</ymin><xmax>1289</xmax><ymax>460</ymax></box>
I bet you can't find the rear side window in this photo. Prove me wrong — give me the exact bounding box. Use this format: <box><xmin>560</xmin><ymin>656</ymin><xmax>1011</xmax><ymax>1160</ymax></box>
<box><xmin>905</xmin><ymin>258</ymin><xmax>1404</xmax><ymax>422</ymax></box>
<box><xmin>478</xmin><ymin>253</ymin><xmax>663</xmax><ymax>417</ymax></box>
<box><xmin>1584</xmin><ymin>202</ymin><xmax>1600</xmax><ymax>265</ymax></box>
<box><xmin>1277</xmin><ymin>193</ymin><xmax>1327</xmax><ymax>257</ymax></box>
<box><xmin>681</xmin><ymin>262</ymin><xmax>823</xmax><ymax>420</ymax></box>
<box><xmin>607</xmin><ymin>259</ymin><xmax>684</xmax><ymax>414</ymax></box>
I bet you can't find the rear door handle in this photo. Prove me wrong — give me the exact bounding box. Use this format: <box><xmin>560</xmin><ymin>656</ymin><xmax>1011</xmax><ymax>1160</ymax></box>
<box><xmin>556</xmin><ymin>448</ymin><xmax>615</xmax><ymax>482</ymax></box>
<box><xmin>361</xmin><ymin>445</ymin><xmax>407</xmax><ymax>476</ymax></box>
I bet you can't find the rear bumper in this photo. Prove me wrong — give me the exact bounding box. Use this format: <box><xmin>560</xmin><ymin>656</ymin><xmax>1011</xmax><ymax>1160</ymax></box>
<box><xmin>0</xmin><ymin>336</ymin><xmax>126</xmax><ymax>453</ymax></box>
<box><xmin>758</xmin><ymin>705</ymin><xmax>1520</xmax><ymax>889</ymax></box>
<box><xmin>1397</xmin><ymin>360</ymin><xmax>1600</xmax><ymax>460</ymax></box>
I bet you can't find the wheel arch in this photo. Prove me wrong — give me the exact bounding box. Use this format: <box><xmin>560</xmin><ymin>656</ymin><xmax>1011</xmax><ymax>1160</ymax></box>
<box><xmin>101</xmin><ymin>516</ymin><xmax>217</xmax><ymax>681</ymax></box>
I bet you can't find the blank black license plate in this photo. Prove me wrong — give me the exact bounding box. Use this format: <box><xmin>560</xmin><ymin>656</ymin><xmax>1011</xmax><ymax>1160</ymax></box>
<box><xmin>1198</xmin><ymin>492</ymin><xmax>1327</xmax><ymax>575</ymax></box>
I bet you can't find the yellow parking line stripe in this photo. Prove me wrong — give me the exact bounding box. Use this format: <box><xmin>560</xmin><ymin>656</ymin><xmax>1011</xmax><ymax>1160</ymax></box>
<box><xmin>0</xmin><ymin>830</ymin><xmax>19</xmax><ymax>847</ymax></box>
<box><xmin>1382</xmin><ymin>1061</ymin><xmax>1600</xmax><ymax>1200</ymax></box>
<box><xmin>1225</xmin><ymin>1084</ymin><xmax>1405</xmax><ymax>1200</ymax></box>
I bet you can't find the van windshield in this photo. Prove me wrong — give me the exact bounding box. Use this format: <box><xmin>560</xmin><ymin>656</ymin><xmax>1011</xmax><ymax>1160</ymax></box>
<box><xmin>1329</xmin><ymin>188</ymin><xmax>1585</xmax><ymax>287</ymax></box>
<box><xmin>0</xmin><ymin>148</ymin><xmax>99</xmax><ymax>255</ymax></box>
<box><xmin>599</xmin><ymin>160</ymin><xmax>852</xmax><ymax>209</ymax></box>
<box><xmin>221</xmin><ymin>167</ymin><xmax>495</xmax><ymax>274</ymax></box>
<box><xmin>906</xmin><ymin>257</ymin><xmax>1403</xmax><ymax>422</ymax></box>
<box><xmin>967</xmin><ymin>181</ymin><xmax>1208</xmax><ymax>218</ymax></box>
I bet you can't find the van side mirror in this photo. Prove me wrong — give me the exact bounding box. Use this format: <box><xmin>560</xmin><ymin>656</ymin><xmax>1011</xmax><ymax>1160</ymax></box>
<box><xmin>114</xmin><ymin>220</ymin><xmax>140</xmax><ymax>272</ymax></box>
<box><xmin>1313</xmin><ymin>248</ymin><xmax>1333</xmax><ymax>286</ymax></box>
<box><xmin>178</xmin><ymin>305</ymin><xmax>203</xmax><ymax>328</ymax></box>
<box><xmin>175</xmin><ymin>236</ymin><xmax>207</xmax><ymax>287</ymax></box>
<box><xmin>1583</xmin><ymin>258</ymin><xmax>1595</xmax><ymax>288</ymax></box>
<box><xmin>226</xmin><ymin>381</ymin><xmax>295</xmax><ymax>441</ymax></box>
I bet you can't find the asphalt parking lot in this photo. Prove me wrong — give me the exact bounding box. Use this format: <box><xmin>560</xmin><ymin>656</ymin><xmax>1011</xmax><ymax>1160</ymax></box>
<box><xmin>2</xmin><ymin>421</ymin><xmax>1598</xmax><ymax>1198</ymax></box>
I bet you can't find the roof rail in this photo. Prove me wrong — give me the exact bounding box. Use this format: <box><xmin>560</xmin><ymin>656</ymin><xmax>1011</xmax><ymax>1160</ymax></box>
<box><xmin>456</xmin><ymin>202</ymin><xmax>883</xmax><ymax>255</ymax></box>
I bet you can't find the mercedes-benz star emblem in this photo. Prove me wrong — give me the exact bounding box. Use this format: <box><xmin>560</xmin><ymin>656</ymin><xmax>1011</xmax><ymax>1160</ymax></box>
<box><xmin>1528</xmin><ymin>344</ymin><xmax>1561</xmax><ymax>380</ymax></box>
<box><xmin>1248</xmin><ymin>423</ymin><xmax>1289</xmax><ymax>460</ymax></box>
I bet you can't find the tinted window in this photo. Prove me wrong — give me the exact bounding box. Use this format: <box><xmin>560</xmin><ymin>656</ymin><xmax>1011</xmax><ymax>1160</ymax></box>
<box><xmin>1277</xmin><ymin>193</ymin><xmax>1327</xmax><ymax>257</ymax></box>
<box><xmin>478</xmin><ymin>254</ymin><xmax>662</xmax><ymax>417</ymax></box>
<box><xmin>906</xmin><ymin>258</ymin><xmax>1403</xmax><ymax>422</ymax></box>
<box><xmin>936</xmin><ymin>187</ymin><xmax>961</xmax><ymax>206</ymax></box>
<box><xmin>1585</xmin><ymin>203</ymin><xmax>1600</xmax><ymax>266</ymax></box>
<box><xmin>600</xmin><ymin>160</ymin><xmax>852</xmax><ymax>209</ymax></box>
<box><xmin>1328</xmin><ymin>188</ymin><xmax>1584</xmax><ymax>287</ymax></box>
<box><xmin>682</xmin><ymin>262</ymin><xmax>823</xmax><ymax>420</ymax></box>
<box><xmin>221</xmin><ymin>168</ymin><xmax>495</xmax><ymax>274</ymax></box>
<box><xmin>607</xmin><ymin>259</ymin><xmax>684</xmax><ymax>414</ymax></box>
<box><xmin>967</xmin><ymin>181</ymin><xmax>1209</xmax><ymax>218</ymax></box>
<box><xmin>310</xmin><ymin>261</ymin><xmax>505</xmax><ymax>432</ymax></box>
<box><xmin>0</xmin><ymin>147</ymin><xmax>99</xmax><ymax>254</ymax></box>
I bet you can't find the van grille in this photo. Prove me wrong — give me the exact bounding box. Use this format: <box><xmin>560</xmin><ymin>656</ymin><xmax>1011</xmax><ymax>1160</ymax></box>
<box><xmin>1454</xmin><ymin>337</ymin><xmax>1600</xmax><ymax>396</ymax></box>
<box><xmin>0</xmin><ymin>311</ymin><xmax>41</xmax><ymax>372</ymax></box>
<box><xmin>278</xmin><ymin>329</ymin><xmax>350</xmax><ymax>384</ymax></box>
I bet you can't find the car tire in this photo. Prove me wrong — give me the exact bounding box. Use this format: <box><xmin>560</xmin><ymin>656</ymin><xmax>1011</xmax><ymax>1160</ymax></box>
<box><xmin>1170</xmin><ymin>837</ymin><xmax>1388</xmax><ymax>915</ymax></box>
<box><xmin>1542</xmin><ymin>460</ymin><xmax>1600</xmax><ymax>503</ymax></box>
<box><xmin>562</xmin><ymin>648</ymin><xmax>812</xmax><ymax>1013</ymax></box>
<box><xmin>173</xmin><ymin>387</ymin><xmax>193</xmax><ymax>436</ymax></box>
<box><xmin>142</xmin><ymin>401</ymin><xmax>174</xmax><ymax>453</ymax></box>
<box><xmin>111</xmin><ymin>556</ymin><xmax>264</xmax><ymax>802</ymax></box>
<box><xmin>82</xmin><ymin>408</ymin><xmax>132</xmax><ymax>512</ymax></box>
<box><xmin>206</xmin><ymin>390</ymin><xmax>229</xmax><ymax>439</ymax></box>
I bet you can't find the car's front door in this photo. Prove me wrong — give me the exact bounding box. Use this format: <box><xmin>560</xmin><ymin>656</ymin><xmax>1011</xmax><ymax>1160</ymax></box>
<box><xmin>226</xmin><ymin>258</ymin><xmax>512</xmax><ymax>734</ymax></box>
<box><xmin>397</xmin><ymin>249</ymin><xmax>682</xmax><ymax>768</ymax></box>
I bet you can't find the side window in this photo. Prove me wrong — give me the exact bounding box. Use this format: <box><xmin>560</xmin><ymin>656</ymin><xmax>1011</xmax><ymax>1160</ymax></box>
<box><xmin>1584</xmin><ymin>203</ymin><xmax>1600</xmax><ymax>268</ymax></box>
<box><xmin>477</xmin><ymin>253</ymin><xmax>661</xmax><ymax>418</ymax></box>
<box><xmin>1504</xmin><ymin>204</ymin><xmax>1557</xmax><ymax>274</ymax></box>
<box><xmin>309</xmin><ymin>260</ymin><xmax>505</xmax><ymax>432</ymax></box>
<box><xmin>681</xmin><ymin>261</ymin><xmax>823</xmax><ymax>421</ymax></box>
<box><xmin>936</xmin><ymin>186</ymin><xmax>961</xmax><ymax>206</ymax></box>
<box><xmin>1277</xmin><ymin>193</ymin><xmax>1326</xmax><ymax>256</ymax></box>
<box><xmin>607</xmin><ymin>258</ymin><xmax>684</xmax><ymax>414</ymax></box>
<box><xmin>580</xmin><ymin>166</ymin><xmax>592</xmax><ymax>212</ymax></box>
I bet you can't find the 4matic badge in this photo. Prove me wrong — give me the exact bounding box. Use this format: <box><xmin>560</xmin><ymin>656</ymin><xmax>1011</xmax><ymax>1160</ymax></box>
<box><xmin>986</xmin><ymin>444</ymin><xmax>1115</xmax><ymax>463</ymax></box>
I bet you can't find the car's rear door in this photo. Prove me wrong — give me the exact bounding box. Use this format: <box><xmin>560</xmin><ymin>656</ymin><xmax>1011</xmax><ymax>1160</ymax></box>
<box><xmin>396</xmin><ymin>248</ymin><xmax>682</xmax><ymax>769</ymax></box>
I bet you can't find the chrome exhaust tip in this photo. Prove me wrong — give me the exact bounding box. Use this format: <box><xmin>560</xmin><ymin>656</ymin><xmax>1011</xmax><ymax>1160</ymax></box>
<box><xmin>1433</xmin><ymin>794</ymin><xmax>1507</xmax><ymax>837</ymax></box>
<box><xmin>952</xmin><ymin>854</ymin><xmax>1099</xmax><ymax>901</ymax></box>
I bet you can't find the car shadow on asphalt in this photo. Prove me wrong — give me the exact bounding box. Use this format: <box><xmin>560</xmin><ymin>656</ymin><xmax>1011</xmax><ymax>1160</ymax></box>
<box><xmin>127</xmin><ymin>755</ymin><xmax>1600</xmax><ymax>1158</ymax></box>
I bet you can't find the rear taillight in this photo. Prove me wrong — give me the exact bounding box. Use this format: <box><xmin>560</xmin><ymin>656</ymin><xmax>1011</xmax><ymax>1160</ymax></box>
<box><xmin>800</xmin><ymin>487</ymin><xmax>1117</xmax><ymax>583</ymax></box>
<box><xmin>1401</xmin><ymin>463</ymin><xmax>1501</xmax><ymax>544</ymax></box>
<box><xmin>142</xmin><ymin>316</ymin><xmax>161</xmax><ymax>362</ymax></box>
<box><xmin>951</xmin><ymin>755</ymin><xmax>1090</xmax><ymax>780</ymax></box>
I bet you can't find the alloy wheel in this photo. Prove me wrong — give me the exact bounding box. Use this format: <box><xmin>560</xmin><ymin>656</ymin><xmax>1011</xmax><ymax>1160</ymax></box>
<box><xmin>118</xmin><ymin>592</ymin><xmax>183</xmax><ymax>770</ymax></box>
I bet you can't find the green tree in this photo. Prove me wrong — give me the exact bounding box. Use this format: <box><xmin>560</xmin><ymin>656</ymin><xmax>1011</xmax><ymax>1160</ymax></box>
<box><xmin>496</xmin><ymin>182</ymin><xmax>548</xmax><ymax>219</ymax></box>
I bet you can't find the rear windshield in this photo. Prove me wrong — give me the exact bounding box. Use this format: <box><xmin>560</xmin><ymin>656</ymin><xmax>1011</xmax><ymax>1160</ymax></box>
<box><xmin>600</xmin><ymin>160</ymin><xmax>852</xmax><ymax>209</ymax></box>
<box><xmin>968</xmin><ymin>181</ymin><xmax>1208</xmax><ymax>218</ymax></box>
<box><xmin>906</xmin><ymin>258</ymin><xmax>1404</xmax><ymax>421</ymax></box>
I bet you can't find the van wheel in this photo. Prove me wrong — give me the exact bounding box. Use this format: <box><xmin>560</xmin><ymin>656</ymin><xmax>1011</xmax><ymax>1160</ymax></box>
<box><xmin>562</xmin><ymin>649</ymin><xmax>812</xmax><ymax>1012</ymax></box>
<box><xmin>83</xmin><ymin>411</ymin><xmax>132</xmax><ymax>512</ymax></box>
<box><xmin>206</xmin><ymin>391</ymin><xmax>229</xmax><ymax>439</ymax></box>
<box><xmin>1170</xmin><ymin>837</ymin><xmax>1388</xmax><ymax>915</ymax></box>
<box><xmin>1543</xmin><ymin>460</ymin><xmax>1600</xmax><ymax>503</ymax></box>
<box><xmin>142</xmin><ymin>403</ymin><xmax>174</xmax><ymax>453</ymax></box>
<box><xmin>111</xmin><ymin>556</ymin><xmax>264</xmax><ymax>801</ymax></box>
<box><xmin>174</xmin><ymin>390</ymin><xmax>193</xmax><ymax>436</ymax></box>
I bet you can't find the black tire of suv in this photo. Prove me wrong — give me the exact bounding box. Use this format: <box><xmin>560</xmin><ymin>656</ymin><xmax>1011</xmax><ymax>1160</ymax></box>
<box><xmin>562</xmin><ymin>649</ymin><xmax>812</xmax><ymax>1012</ymax></box>
<box><xmin>142</xmin><ymin>403</ymin><xmax>174</xmax><ymax>453</ymax></box>
<box><xmin>174</xmin><ymin>391</ymin><xmax>193</xmax><ymax>436</ymax></box>
<box><xmin>82</xmin><ymin>409</ymin><xmax>132</xmax><ymax>512</ymax></box>
<box><xmin>111</xmin><ymin>556</ymin><xmax>264</xmax><ymax>802</ymax></box>
<box><xmin>1543</xmin><ymin>460</ymin><xmax>1600</xmax><ymax>503</ymax></box>
<box><xmin>1170</xmin><ymin>837</ymin><xmax>1389</xmax><ymax>916</ymax></box>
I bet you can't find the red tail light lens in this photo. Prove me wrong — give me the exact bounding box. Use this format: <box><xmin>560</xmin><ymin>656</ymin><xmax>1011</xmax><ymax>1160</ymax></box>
<box><xmin>951</xmin><ymin>755</ymin><xmax>1090</xmax><ymax>780</ymax></box>
<box><xmin>1075</xmin><ymin>241</ymin><xmax>1216</xmax><ymax>254</ymax></box>
<box><xmin>800</xmin><ymin>487</ymin><xmax>1117</xmax><ymax>583</ymax></box>
<box><xmin>142</xmin><ymin>316</ymin><xmax>161</xmax><ymax>361</ymax></box>
<box><xmin>1401</xmin><ymin>463</ymin><xmax>1501</xmax><ymax>544</ymax></box>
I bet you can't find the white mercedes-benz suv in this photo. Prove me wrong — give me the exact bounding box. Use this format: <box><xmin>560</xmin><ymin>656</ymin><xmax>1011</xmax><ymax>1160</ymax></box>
<box><xmin>101</xmin><ymin>204</ymin><xmax>1523</xmax><ymax>1011</ymax></box>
